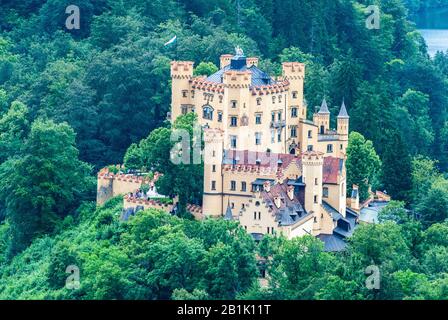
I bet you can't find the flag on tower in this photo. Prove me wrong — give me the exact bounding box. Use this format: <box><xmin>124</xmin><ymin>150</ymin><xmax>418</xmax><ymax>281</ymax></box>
<box><xmin>164</xmin><ymin>35</ymin><xmax>177</xmax><ymax>46</ymax></box>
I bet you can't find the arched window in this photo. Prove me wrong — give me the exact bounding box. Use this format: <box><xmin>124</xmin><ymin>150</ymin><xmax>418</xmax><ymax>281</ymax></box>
<box><xmin>202</xmin><ymin>105</ymin><xmax>214</xmax><ymax>120</ymax></box>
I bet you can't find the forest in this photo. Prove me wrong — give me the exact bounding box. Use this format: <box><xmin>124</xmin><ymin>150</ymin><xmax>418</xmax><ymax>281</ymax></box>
<box><xmin>1</xmin><ymin>0</ymin><xmax>448</xmax><ymax>299</ymax></box>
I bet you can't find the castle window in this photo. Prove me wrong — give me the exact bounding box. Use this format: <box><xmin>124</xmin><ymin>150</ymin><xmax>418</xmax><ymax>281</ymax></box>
<box><xmin>255</xmin><ymin>114</ymin><xmax>262</xmax><ymax>124</ymax></box>
<box><xmin>202</xmin><ymin>105</ymin><xmax>214</xmax><ymax>120</ymax></box>
<box><xmin>291</xmin><ymin>126</ymin><xmax>297</xmax><ymax>138</ymax></box>
<box><xmin>320</xmin><ymin>125</ymin><xmax>325</xmax><ymax>134</ymax></box>
<box><xmin>231</xmin><ymin>181</ymin><xmax>236</xmax><ymax>191</ymax></box>
<box><xmin>323</xmin><ymin>187</ymin><xmax>329</xmax><ymax>198</ymax></box>
<box><xmin>212</xmin><ymin>150</ymin><xmax>216</xmax><ymax>157</ymax></box>
<box><xmin>277</xmin><ymin>129</ymin><xmax>282</xmax><ymax>142</ymax></box>
<box><xmin>314</xmin><ymin>195</ymin><xmax>318</xmax><ymax>203</ymax></box>
<box><xmin>307</xmin><ymin>145</ymin><xmax>313</xmax><ymax>151</ymax></box>
<box><xmin>230</xmin><ymin>135</ymin><xmax>237</xmax><ymax>148</ymax></box>
<box><xmin>272</xmin><ymin>96</ymin><xmax>276</xmax><ymax>104</ymax></box>
<box><xmin>271</xmin><ymin>130</ymin><xmax>275</xmax><ymax>143</ymax></box>
<box><xmin>327</xmin><ymin>144</ymin><xmax>333</xmax><ymax>153</ymax></box>
<box><xmin>191</xmin><ymin>90</ymin><xmax>195</xmax><ymax>98</ymax></box>
<box><xmin>258</xmin><ymin>212</ymin><xmax>261</xmax><ymax>220</ymax></box>
<box><xmin>231</xmin><ymin>203</ymin><xmax>235</xmax><ymax>209</ymax></box>
<box><xmin>211</xmin><ymin>181</ymin><xmax>216</xmax><ymax>191</ymax></box>
<box><xmin>218</xmin><ymin>112</ymin><xmax>223</xmax><ymax>122</ymax></box>
<box><xmin>255</xmin><ymin>201</ymin><xmax>260</xmax><ymax>207</ymax></box>
<box><xmin>292</xmin><ymin>91</ymin><xmax>298</xmax><ymax>99</ymax></box>
<box><xmin>278</xmin><ymin>112</ymin><xmax>282</xmax><ymax>121</ymax></box>
<box><xmin>315</xmin><ymin>178</ymin><xmax>318</xmax><ymax>185</ymax></box>
<box><xmin>278</xmin><ymin>95</ymin><xmax>282</xmax><ymax>103</ymax></box>
<box><xmin>241</xmin><ymin>182</ymin><xmax>247</xmax><ymax>192</ymax></box>
<box><xmin>255</xmin><ymin>132</ymin><xmax>262</xmax><ymax>145</ymax></box>
<box><xmin>212</xmin><ymin>165</ymin><xmax>216</xmax><ymax>172</ymax></box>
<box><xmin>230</xmin><ymin>117</ymin><xmax>238</xmax><ymax>127</ymax></box>
<box><xmin>271</xmin><ymin>112</ymin><xmax>275</xmax><ymax>122</ymax></box>
<box><xmin>340</xmin><ymin>144</ymin><xmax>343</xmax><ymax>150</ymax></box>
<box><xmin>181</xmin><ymin>105</ymin><xmax>188</xmax><ymax>115</ymax></box>
<box><xmin>182</xmin><ymin>90</ymin><xmax>188</xmax><ymax>98</ymax></box>
<box><xmin>257</xmin><ymin>98</ymin><xmax>262</xmax><ymax>106</ymax></box>
<box><xmin>291</xmin><ymin>107</ymin><xmax>298</xmax><ymax>118</ymax></box>
<box><xmin>308</xmin><ymin>130</ymin><xmax>312</xmax><ymax>138</ymax></box>
<box><xmin>231</xmin><ymin>100</ymin><xmax>237</xmax><ymax>108</ymax></box>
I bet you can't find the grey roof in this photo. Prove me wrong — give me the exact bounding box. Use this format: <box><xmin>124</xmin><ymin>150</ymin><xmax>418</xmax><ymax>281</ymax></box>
<box><xmin>318</xmin><ymin>98</ymin><xmax>330</xmax><ymax>114</ymax></box>
<box><xmin>224</xmin><ymin>203</ymin><xmax>233</xmax><ymax>220</ymax></box>
<box><xmin>279</xmin><ymin>208</ymin><xmax>295</xmax><ymax>226</ymax></box>
<box><xmin>322</xmin><ymin>201</ymin><xmax>344</xmax><ymax>221</ymax></box>
<box><xmin>251</xmin><ymin>233</ymin><xmax>264</xmax><ymax>241</ymax></box>
<box><xmin>252</xmin><ymin>178</ymin><xmax>275</xmax><ymax>186</ymax></box>
<box><xmin>317</xmin><ymin>234</ymin><xmax>348</xmax><ymax>252</ymax></box>
<box><xmin>338</xmin><ymin>100</ymin><xmax>349</xmax><ymax>118</ymax></box>
<box><xmin>206</xmin><ymin>55</ymin><xmax>275</xmax><ymax>87</ymax></box>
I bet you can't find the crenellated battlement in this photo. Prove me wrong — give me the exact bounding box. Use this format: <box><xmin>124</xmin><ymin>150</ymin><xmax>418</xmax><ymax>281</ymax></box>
<box><xmin>302</xmin><ymin>151</ymin><xmax>325</xmax><ymax>165</ymax></box>
<box><xmin>282</xmin><ymin>62</ymin><xmax>305</xmax><ymax>79</ymax></box>
<box><xmin>223</xmin><ymin>70</ymin><xmax>252</xmax><ymax>88</ymax></box>
<box><xmin>246</xmin><ymin>57</ymin><xmax>259</xmax><ymax>67</ymax></box>
<box><xmin>170</xmin><ymin>61</ymin><xmax>194</xmax><ymax>79</ymax></box>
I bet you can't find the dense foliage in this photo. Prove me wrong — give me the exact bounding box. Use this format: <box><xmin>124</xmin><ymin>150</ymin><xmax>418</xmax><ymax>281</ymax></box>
<box><xmin>1</xmin><ymin>0</ymin><xmax>448</xmax><ymax>300</ymax></box>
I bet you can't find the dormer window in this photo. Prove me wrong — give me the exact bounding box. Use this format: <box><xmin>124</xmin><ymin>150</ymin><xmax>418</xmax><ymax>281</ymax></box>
<box><xmin>202</xmin><ymin>105</ymin><xmax>214</xmax><ymax>120</ymax></box>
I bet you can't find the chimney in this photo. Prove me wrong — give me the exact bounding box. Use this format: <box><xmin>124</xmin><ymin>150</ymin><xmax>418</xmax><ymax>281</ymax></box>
<box><xmin>274</xmin><ymin>196</ymin><xmax>282</xmax><ymax>209</ymax></box>
<box><xmin>287</xmin><ymin>185</ymin><xmax>294</xmax><ymax>200</ymax></box>
<box><xmin>263</xmin><ymin>181</ymin><xmax>271</xmax><ymax>193</ymax></box>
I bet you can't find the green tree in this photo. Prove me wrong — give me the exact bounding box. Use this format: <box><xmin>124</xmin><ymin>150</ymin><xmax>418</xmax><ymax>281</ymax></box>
<box><xmin>346</xmin><ymin>132</ymin><xmax>381</xmax><ymax>201</ymax></box>
<box><xmin>193</xmin><ymin>62</ymin><xmax>218</xmax><ymax>77</ymax></box>
<box><xmin>0</xmin><ymin>119</ymin><xmax>93</xmax><ymax>254</ymax></box>
<box><xmin>381</xmin><ymin>130</ymin><xmax>413</xmax><ymax>202</ymax></box>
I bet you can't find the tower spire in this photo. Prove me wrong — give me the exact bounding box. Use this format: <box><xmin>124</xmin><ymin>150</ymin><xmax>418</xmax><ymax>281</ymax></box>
<box><xmin>318</xmin><ymin>98</ymin><xmax>330</xmax><ymax>114</ymax></box>
<box><xmin>224</xmin><ymin>200</ymin><xmax>233</xmax><ymax>220</ymax></box>
<box><xmin>338</xmin><ymin>99</ymin><xmax>349</xmax><ymax>118</ymax></box>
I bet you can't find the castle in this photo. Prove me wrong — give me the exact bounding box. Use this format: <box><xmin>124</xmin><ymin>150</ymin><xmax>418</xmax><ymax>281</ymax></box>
<box><xmin>97</xmin><ymin>49</ymin><xmax>360</xmax><ymax>251</ymax></box>
<box><xmin>169</xmin><ymin>49</ymin><xmax>358</xmax><ymax>250</ymax></box>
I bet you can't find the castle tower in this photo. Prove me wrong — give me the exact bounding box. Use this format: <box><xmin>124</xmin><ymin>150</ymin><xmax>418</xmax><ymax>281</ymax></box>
<box><xmin>301</xmin><ymin>151</ymin><xmax>324</xmax><ymax>235</ymax></box>
<box><xmin>220</xmin><ymin>54</ymin><xmax>233</xmax><ymax>69</ymax></box>
<box><xmin>222</xmin><ymin>66</ymin><xmax>252</xmax><ymax>151</ymax></box>
<box><xmin>170</xmin><ymin>61</ymin><xmax>194</xmax><ymax>123</ymax></box>
<box><xmin>313</xmin><ymin>98</ymin><xmax>331</xmax><ymax>134</ymax></box>
<box><xmin>202</xmin><ymin>128</ymin><xmax>224</xmax><ymax>218</ymax></box>
<box><xmin>337</xmin><ymin>99</ymin><xmax>350</xmax><ymax>154</ymax></box>
<box><xmin>282</xmin><ymin>62</ymin><xmax>306</xmax><ymax>117</ymax></box>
